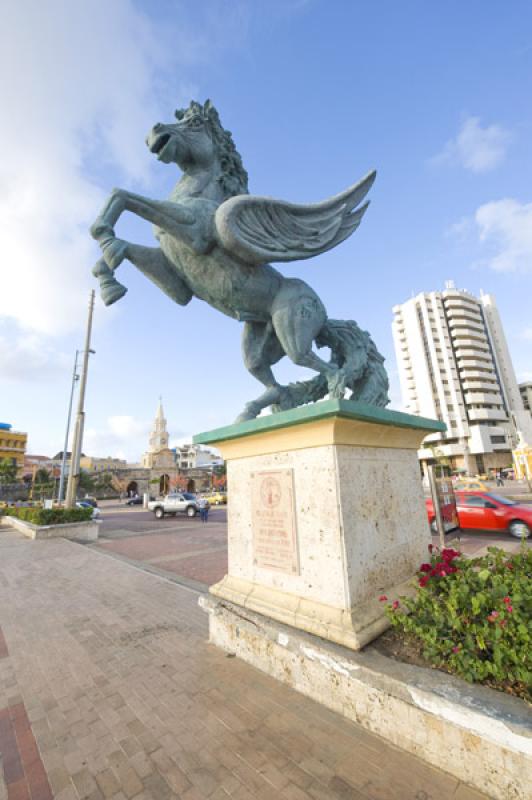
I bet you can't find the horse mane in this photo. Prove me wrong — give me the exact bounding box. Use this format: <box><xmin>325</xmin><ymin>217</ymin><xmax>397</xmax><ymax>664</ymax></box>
<box><xmin>176</xmin><ymin>100</ymin><xmax>249</xmax><ymax>199</ymax></box>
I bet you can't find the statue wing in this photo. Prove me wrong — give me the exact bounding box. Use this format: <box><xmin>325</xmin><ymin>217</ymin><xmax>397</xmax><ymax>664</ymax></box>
<box><xmin>215</xmin><ymin>170</ymin><xmax>376</xmax><ymax>265</ymax></box>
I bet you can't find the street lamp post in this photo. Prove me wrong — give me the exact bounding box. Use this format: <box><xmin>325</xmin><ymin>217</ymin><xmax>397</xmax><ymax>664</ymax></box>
<box><xmin>65</xmin><ymin>290</ymin><xmax>95</xmax><ymax>508</ymax></box>
<box><xmin>58</xmin><ymin>350</ymin><xmax>80</xmax><ymax>504</ymax></box>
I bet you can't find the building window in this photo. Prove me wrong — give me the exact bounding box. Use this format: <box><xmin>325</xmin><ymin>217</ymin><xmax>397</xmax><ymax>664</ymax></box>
<box><xmin>490</xmin><ymin>435</ymin><xmax>506</xmax><ymax>444</ymax></box>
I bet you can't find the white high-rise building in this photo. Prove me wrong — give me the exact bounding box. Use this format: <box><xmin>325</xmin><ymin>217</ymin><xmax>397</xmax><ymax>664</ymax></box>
<box><xmin>392</xmin><ymin>283</ymin><xmax>532</xmax><ymax>475</ymax></box>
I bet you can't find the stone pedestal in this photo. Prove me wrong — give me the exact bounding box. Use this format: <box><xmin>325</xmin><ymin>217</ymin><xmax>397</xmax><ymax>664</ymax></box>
<box><xmin>195</xmin><ymin>399</ymin><xmax>444</xmax><ymax>650</ymax></box>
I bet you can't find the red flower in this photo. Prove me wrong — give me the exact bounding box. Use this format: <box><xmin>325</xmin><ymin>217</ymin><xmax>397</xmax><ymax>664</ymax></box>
<box><xmin>505</xmin><ymin>562</ymin><xmax>514</xmax><ymax>570</ymax></box>
<box><xmin>487</xmin><ymin>611</ymin><xmax>499</xmax><ymax>623</ymax></box>
<box><xmin>503</xmin><ymin>596</ymin><xmax>511</xmax><ymax>604</ymax></box>
<box><xmin>506</xmin><ymin>605</ymin><xmax>513</xmax><ymax>613</ymax></box>
<box><xmin>428</xmin><ymin>544</ymin><xmax>434</xmax><ymax>553</ymax></box>
<box><xmin>392</xmin><ymin>600</ymin><xmax>400</xmax><ymax>610</ymax></box>
<box><xmin>499</xmin><ymin>619</ymin><xmax>507</xmax><ymax>628</ymax></box>
<box><xmin>452</xmin><ymin>646</ymin><xmax>460</xmax><ymax>654</ymax></box>
<box><xmin>419</xmin><ymin>563</ymin><xmax>432</xmax><ymax>573</ymax></box>
<box><xmin>441</xmin><ymin>548</ymin><xmax>460</xmax><ymax>561</ymax></box>
<box><xmin>419</xmin><ymin>575</ymin><xmax>430</xmax><ymax>587</ymax></box>
<box><xmin>378</xmin><ymin>595</ymin><xmax>388</xmax><ymax>602</ymax></box>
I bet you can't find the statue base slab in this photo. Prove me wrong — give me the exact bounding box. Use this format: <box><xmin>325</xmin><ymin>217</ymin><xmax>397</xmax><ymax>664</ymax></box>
<box><xmin>195</xmin><ymin>399</ymin><xmax>444</xmax><ymax>651</ymax></box>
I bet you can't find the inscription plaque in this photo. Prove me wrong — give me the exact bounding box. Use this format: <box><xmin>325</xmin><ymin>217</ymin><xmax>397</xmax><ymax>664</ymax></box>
<box><xmin>251</xmin><ymin>469</ymin><xmax>299</xmax><ymax>575</ymax></box>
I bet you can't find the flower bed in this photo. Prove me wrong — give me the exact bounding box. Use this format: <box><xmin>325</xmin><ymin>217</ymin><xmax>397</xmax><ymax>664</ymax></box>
<box><xmin>380</xmin><ymin>545</ymin><xmax>531</xmax><ymax>702</ymax></box>
<box><xmin>1</xmin><ymin>506</ymin><xmax>93</xmax><ymax>525</ymax></box>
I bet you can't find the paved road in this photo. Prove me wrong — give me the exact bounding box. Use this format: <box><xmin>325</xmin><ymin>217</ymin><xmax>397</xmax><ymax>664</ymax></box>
<box><xmin>91</xmin><ymin>504</ymin><xmax>528</xmax><ymax>594</ymax></box>
<box><xmin>0</xmin><ymin>526</ymin><xmax>489</xmax><ymax>800</ymax></box>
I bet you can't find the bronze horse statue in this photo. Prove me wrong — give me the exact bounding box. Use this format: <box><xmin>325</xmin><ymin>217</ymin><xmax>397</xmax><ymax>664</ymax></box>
<box><xmin>91</xmin><ymin>100</ymin><xmax>389</xmax><ymax>421</ymax></box>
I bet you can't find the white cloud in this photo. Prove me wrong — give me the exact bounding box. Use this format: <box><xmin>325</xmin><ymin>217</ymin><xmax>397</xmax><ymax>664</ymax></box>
<box><xmin>84</xmin><ymin>415</ymin><xmax>152</xmax><ymax>462</ymax></box>
<box><xmin>445</xmin><ymin>216</ymin><xmax>474</xmax><ymax>240</ymax></box>
<box><xmin>474</xmin><ymin>198</ymin><xmax>532</xmax><ymax>272</ymax></box>
<box><xmin>0</xmin><ymin>1</ymin><xmax>199</xmax><ymax>337</ymax></box>
<box><xmin>432</xmin><ymin>116</ymin><xmax>511</xmax><ymax>173</ymax></box>
<box><xmin>0</xmin><ymin>325</ymin><xmax>70</xmax><ymax>381</ymax></box>
<box><xmin>84</xmin><ymin>415</ymin><xmax>191</xmax><ymax>462</ymax></box>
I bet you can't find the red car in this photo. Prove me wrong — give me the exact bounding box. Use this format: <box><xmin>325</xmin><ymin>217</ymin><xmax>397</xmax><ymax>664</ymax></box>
<box><xmin>426</xmin><ymin>491</ymin><xmax>531</xmax><ymax>539</ymax></box>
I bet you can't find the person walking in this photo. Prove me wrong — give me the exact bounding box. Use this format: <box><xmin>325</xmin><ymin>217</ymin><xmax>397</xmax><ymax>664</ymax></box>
<box><xmin>198</xmin><ymin>495</ymin><xmax>209</xmax><ymax>523</ymax></box>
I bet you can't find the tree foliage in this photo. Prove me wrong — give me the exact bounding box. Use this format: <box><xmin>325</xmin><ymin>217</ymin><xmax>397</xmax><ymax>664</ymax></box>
<box><xmin>0</xmin><ymin>458</ymin><xmax>17</xmax><ymax>485</ymax></box>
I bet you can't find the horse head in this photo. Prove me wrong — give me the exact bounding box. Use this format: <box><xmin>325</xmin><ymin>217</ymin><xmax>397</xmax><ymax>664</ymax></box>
<box><xmin>146</xmin><ymin>100</ymin><xmax>249</xmax><ymax>199</ymax></box>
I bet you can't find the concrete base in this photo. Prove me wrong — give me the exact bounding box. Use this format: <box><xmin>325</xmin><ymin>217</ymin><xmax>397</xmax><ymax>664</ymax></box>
<box><xmin>195</xmin><ymin>400</ymin><xmax>444</xmax><ymax>651</ymax></box>
<box><xmin>201</xmin><ymin>595</ymin><xmax>531</xmax><ymax>800</ymax></box>
<box><xmin>1</xmin><ymin>515</ymin><xmax>100</xmax><ymax>542</ymax></box>
<box><xmin>210</xmin><ymin>572</ymin><xmax>416</xmax><ymax>651</ymax></box>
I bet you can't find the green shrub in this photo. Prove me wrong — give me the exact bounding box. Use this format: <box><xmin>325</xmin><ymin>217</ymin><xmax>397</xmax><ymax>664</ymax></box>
<box><xmin>3</xmin><ymin>506</ymin><xmax>93</xmax><ymax>525</ymax></box>
<box><xmin>383</xmin><ymin>545</ymin><xmax>531</xmax><ymax>700</ymax></box>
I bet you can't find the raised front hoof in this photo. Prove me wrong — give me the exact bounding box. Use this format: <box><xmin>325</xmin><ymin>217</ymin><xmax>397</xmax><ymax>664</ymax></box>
<box><xmin>101</xmin><ymin>279</ymin><xmax>128</xmax><ymax>306</ymax></box>
<box><xmin>93</xmin><ymin>261</ymin><xmax>128</xmax><ymax>306</ymax></box>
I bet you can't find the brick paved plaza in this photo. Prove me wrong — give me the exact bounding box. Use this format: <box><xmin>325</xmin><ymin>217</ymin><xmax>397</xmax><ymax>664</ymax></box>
<box><xmin>0</xmin><ymin>519</ymin><xmax>496</xmax><ymax>799</ymax></box>
<box><xmin>92</xmin><ymin>506</ymin><xmax>229</xmax><ymax>592</ymax></box>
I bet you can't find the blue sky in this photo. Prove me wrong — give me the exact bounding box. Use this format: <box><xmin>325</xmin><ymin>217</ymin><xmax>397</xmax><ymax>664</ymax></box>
<box><xmin>1</xmin><ymin>0</ymin><xmax>531</xmax><ymax>460</ymax></box>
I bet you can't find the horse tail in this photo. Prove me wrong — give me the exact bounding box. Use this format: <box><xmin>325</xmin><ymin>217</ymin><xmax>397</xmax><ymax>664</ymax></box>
<box><xmin>318</xmin><ymin>319</ymin><xmax>390</xmax><ymax>405</ymax></box>
<box><xmin>277</xmin><ymin>318</ymin><xmax>389</xmax><ymax>409</ymax></box>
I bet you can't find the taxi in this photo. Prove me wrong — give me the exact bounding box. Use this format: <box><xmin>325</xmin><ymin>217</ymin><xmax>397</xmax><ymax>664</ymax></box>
<box><xmin>205</xmin><ymin>491</ymin><xmax>227</xmax><ymax>505</ymax></box>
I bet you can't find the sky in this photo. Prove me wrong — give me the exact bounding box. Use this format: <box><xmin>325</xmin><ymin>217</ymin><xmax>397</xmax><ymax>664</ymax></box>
<box><xmin>1</xmin><ymin>0</ymin><xmax>531</xmax><ymax>461</ymax></box>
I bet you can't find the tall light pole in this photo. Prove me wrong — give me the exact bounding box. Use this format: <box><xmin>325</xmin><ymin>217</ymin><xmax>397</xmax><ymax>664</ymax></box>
<box><xmin>58</xmin><ymin>350</ymin><xmax>80</xmax><ymax>504</ymax></box>
<box><xmin>65</xmin><ymin>290</ymin><xmax>95</xmax><ymax>508</ymax></box>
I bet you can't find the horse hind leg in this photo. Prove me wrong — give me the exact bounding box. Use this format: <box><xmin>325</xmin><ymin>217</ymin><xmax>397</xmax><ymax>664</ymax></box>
<box><xmin>235</xmin><ymin>322</ymin><xmax>285</xmax><ymax>422</ymax></box>
<box><xmin>272</xmin><ymin>294</ymin><xmax>348</xmax><ymax>398</ymax></box>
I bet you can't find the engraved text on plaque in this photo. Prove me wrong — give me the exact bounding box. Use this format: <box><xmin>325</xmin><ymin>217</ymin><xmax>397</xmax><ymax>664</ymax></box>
<box><xmin>251</xmin><ymin>469</ymin><xmax>299</xmax><ymax>575</ymax></box>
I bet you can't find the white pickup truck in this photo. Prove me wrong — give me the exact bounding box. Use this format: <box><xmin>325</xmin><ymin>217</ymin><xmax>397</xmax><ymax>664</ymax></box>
<box><xmin>148</xmin><ymin>492</ymin><xmax>200</xmax><ymax>519</ymax></box>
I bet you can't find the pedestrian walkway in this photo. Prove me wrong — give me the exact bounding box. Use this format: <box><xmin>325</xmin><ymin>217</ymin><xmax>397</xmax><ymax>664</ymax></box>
<box><xmin>0</xmin><ymin>527</ymin><xmax>488</xmax><ymax>800</ymax></box>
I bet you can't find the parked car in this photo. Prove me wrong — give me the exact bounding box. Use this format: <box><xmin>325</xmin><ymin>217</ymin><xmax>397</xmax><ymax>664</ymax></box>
<box><xmin>452</xmin><ymin>478</ymin><xmax>487</xmax><ymax>492</ymax></box>
<box><xmin>76</xmin><ymin>501</ymin><xmax>100</xmax><ymax>519</ymax></box>
<box><xmin>148</xmin><ymin>493</ymin><xmax>200</xmax><ymax>519</ymax></box>
<box><xmin>204</xmin><ymin>491</ymin><xmax>227</xmax><ymax>505</ymax></box>
<box><xmin>126</xmin><ymin>495</ymin><xmax>143</xmax><ymax>506</ymax></box>
<box><xmin>426</xmin><ymin>491</ymin><xmax>531</xmax><ymax>538</ymax></box>
<box><xmin>81</xmin><ymin>496</ymin><xmax>98</xmax><ymax>508</ymax></box>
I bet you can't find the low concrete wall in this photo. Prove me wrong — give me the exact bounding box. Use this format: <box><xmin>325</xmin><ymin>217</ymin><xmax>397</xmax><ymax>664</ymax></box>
<box><xmin>1</xmin><ymin>515</ymin><xmax>99</xmax><ymax>542</ymax></box>
<box><xmin>201</xmin><ymin>595</ymin><xmax>531</xmax><ymax>800</ymax></box>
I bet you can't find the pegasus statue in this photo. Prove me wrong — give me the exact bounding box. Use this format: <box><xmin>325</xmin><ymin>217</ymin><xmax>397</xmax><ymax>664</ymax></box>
<box><xmin>91</xmin><ymin>100</ymin><xmax>389</xmax><ymax>421</ymax></box>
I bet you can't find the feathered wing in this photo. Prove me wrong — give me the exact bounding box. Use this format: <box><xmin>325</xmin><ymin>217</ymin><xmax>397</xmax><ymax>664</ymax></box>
<box><xmin>214</xmin><ymin>170</ymin><xmax>376</xmax><ymax>265</ymax></box>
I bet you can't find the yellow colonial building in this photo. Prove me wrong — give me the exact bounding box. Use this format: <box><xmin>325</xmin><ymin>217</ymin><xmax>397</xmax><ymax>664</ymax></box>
<box><xmin>513</xmin><ymin>444</ymin><xmax>532</xmax><ymax>482</ymax></box>
<box><xmin>0</xmin><ymin>422</ymin><xmax>28</xmax><ymax>477</ymax></box>
<box><xmin>80</xmin><ymin>455</ymin><xmax>127</xmax><ymax>472</ymax></box>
